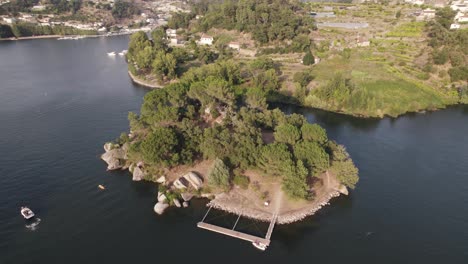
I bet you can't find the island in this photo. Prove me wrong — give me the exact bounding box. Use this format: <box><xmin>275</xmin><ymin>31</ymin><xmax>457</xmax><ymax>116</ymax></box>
<box><xmin>101</xmin><ymin>72</ymin><xmax>359</xmax><ymax>222</ymax></box>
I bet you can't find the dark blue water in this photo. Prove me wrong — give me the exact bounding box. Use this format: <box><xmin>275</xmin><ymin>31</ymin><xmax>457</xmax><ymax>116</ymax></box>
<box><xmin>1</xmin><ymin>36</ymin><xmax>467</xmax><ymax>264</ymax></box>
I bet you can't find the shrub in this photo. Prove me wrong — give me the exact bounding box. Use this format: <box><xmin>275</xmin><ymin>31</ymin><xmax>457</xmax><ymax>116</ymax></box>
<box><xmin>233</xmin><ymin>173</ymin><xmax>250</xmax><ymax>189</ymax></box>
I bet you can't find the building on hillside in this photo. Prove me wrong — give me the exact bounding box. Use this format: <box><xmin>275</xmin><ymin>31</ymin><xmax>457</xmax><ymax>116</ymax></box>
<box><xmin>310</xmin><ymin>12</ymin><xmax>335</xmax><ymax>18</ymax></box>
<box><xmin>228</xmin><ymin>42</ymin><xmax>241</xmax><ymax>51</ymax></box>
<box><xmin>433</xmin><ymin>0</ymin><xmax>446</xmax><ymax>8</ymax></box>
<box><xmin>31</xmin><ymin>5</ymin><xmax>46</xmax><ymax>11</ymax></box>
<box><xmin>199</xmin><ymin>34</ymin><xmax>213</xmax><ymax>45</ymax></box>
<box><xmin>405</xmin><ymin>0</ymin><xmax>424</xmax><ymax>5</ymax></box>
<box><xmin>450</xmin><ymin>23</ymin><xmax>461</xmax><ymax>29</ymax></box>
<box><xmin>356</xmin><ymin>36</ymin><xmax>370</xmax><ymax>47</ymax></box>
<box><xmin>416</xmin><ymin>8</ymin><xmax>436</xmax><ymax>20</ymax></box>
<box><xmin>451</xmin><ymin>1</ymin><xmax>468</xmax><ymax>11</ymax></box>
<box><xmin>170</xmin><ymin>36</ymin><xmax>184</xmax><ymax>45</ymax></box>
<box><xmin>455</xmin><ymin>12</ymin><xmax>468</xmax><ymax>22</ymax></box>
<box><xmin>3</xmin><ymin>17</ymin><xmax>16</xmax><ymax>24</ymax></box>
<box><xmin>166</xmin><ymin>28</ymin><xmax>177</xmax><ymax>38</ymax></box>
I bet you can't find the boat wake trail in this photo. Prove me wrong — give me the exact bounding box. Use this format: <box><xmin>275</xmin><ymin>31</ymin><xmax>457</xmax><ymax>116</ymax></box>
<box><xmin>25</xmin><ymin>218</ymin><xmax>41</xmax><ymax>231</ymax></box>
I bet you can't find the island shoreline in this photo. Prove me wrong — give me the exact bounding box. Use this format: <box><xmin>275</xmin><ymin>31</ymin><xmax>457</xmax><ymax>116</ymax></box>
<box><xmin>128</xmin><ymin>71</ymin><xmax>163</xmax><ymax>89</ymax></box>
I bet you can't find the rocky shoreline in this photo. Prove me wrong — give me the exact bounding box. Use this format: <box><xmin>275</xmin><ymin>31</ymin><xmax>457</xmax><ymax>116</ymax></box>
<box><xmin>101</xmin><ymin>141</ymin><xmax>348</xmax><ymax>223</ymax></box>
<box><xmin>128</xmin><ymin>71</ymin><xmax>163</xmax><ymax>89</ymax></box>
<box><xmin>208</xmin><ymin>189</ymin><xmax>345</xmax><ymax>225</ymax></box>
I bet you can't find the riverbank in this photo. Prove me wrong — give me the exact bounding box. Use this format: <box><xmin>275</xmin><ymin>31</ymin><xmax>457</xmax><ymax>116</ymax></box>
<box><xmin>127</xmin><ymin>71</ymin><xmax>163</xmax><ymax>88</ymax></box>
<box><xmin>0</xmin><ymin>35</ymin><xmax>62</xmax><ymax>41</ymax></box>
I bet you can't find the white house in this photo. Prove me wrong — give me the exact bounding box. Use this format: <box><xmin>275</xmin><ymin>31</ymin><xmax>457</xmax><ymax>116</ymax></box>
<box><xmin>456</xmin><ymin>12</ymin><xmax>468</xmax><ymax>22</ymax></box>
<box><xmin>3</xmin><ymin>17</ymin><xmax>16</xmax><ymax>24</ymax></box>
<box><xmin>356</xmin><ymin>36</ymin><xmax>370</xmax><ymax>47</ymax></box>
<box><xmin>31</xmin><ymin>5</ymin><xmax>46</xmax><ymax>11</ymax></box>
<box><xmin>451</xmin><ymin>0</ymin><xmax>468</xmax><ymax>11</ymax></box>
<box><xmin>199</xmin><ymin>34</ymin><xmax>213</xmax><ymax>45</ymax></box>
<box><xmin>228</xmin><ymin>41</ymin><xmax>240</xmax><ymax>51</ymax></box>
<box><xmin>166</xmin><ymin>29</ymin><xmax>177</xmax><ymax>38</ymax></box>
<box><xmin>416</xmin><ymin>8</ymin><xmax>436</xmax><ymax>20</ymax></box>
<box><xmin>450</xmin><ymin>23</ymin><xmax>461</xmax><ymax>29</ymax></box>
<box><xmin>170</xmin><ymin>36</ymin><xmax>184</xmax><ymax>45</ymax></box>
<box><xmin>405</xmin><ymin>0</ymin><xmax>424</xmax><ymax>5</ymax></box>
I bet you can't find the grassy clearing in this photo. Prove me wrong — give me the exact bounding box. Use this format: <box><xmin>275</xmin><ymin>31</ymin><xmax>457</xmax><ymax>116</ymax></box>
<box><xmin>386</xmin><ymin>22</ymin><xmax>425</xmax><ymax>38</ymax></box>
<box><xmin>306</xmin><ymin>50</ymin><xmax>447</xmax><ymax>117</ymax></box>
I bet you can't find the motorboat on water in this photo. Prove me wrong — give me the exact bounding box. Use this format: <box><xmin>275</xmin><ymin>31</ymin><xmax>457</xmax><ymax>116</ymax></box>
<box><xmin>107</xmin><ymin>51</ymin><xmax>116</xmax><ymax>56</ymax></box>
<box><xmin>118</xmin><ymin>50</ymin><xmax>128</xmax><ymax>56</ymax></box>
<box><xmin>20</xmin><ymin>207</ymin><xmax>35</xmax><ymax>219</ymax></box>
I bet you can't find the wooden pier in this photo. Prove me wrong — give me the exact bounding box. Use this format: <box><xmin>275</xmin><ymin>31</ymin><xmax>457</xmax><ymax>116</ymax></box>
<box><xmin>197</xmin><ymin>222</ymin><xmax>271</xmax><ymax>246</ymax></box>
<box><xmin>197</xmin><ymin>206</ymin><xmax>277</xmax><ymax>250</ymax></box>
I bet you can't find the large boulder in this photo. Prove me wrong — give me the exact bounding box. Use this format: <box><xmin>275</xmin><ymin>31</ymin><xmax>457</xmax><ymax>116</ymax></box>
<box><xmin>338</xmin><ymin>185</ymin><xmax>349</xmax><ymax>196</ymax></box>
<box><xmin>132</xmin><ymin>166</ymin><xmax>145</xmax><ymax>181</ymax></box>
<box><xmin>154</xmin><ymin>202</ymin><xmax>169</xmax><ymax>215</ymax></box>
<box><xmin>183</xmin><ymin>172</ymin><xmax>203</xmax><ymax>190</ymax></box>
<box><xmin>173</xmin><ymin>177</ymin><xmax>189</xmax><ymax>189</ymax></box>
<box><xmin>156</xmin><ymin>176</ymin><xmax>166</xmax><ymax>184</ymax></box>
<box><xmin>173</xmin><ymin>198</ymin><xmax>181</xmax><ymax>208</ymax></box>
<box><xmin>181</xmin><ymin>193</ymin><xmax>193</xmax><ymax>202</ymax></box>
<box><xmin>104</xmin><ymin>142</ymin><xmax>114</xmax><ymax>152</ymax></box>
<box><xmin>157</xmin><ymin>192</ymin><xmax>167</xmax><ymax>202</ymax></box>
<box><xmin>183</xmin><ymin>201</ymin><xmax>189</xmax><ymax>208</ymax></box>
<box><xmin>101</xmin><ymin>147</ymin><xmax>126</xmax><ymax>170</ymax></box>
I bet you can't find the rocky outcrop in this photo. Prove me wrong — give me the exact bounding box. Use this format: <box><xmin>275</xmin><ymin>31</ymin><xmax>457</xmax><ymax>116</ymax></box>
<box><xmin>101</xmin><ymin>145</ymin><xmax>126</xmax><ymax>170</ymax></box>
<box><xmin>173</xmin><ymin>198</ymin><xmax>181</xmax><ymax>208</ymax></box>
<box><xmin>132</xmin><ymin>166</ymin><xmax>145</xmax><ymax>181</ymax></box>
<box><xmin>337</xmin><ymin>185</ymin><xmax>349</xmax><ymax>195</ymax></box>
<box><xmin>183</xmin><ymin>172</ymin><xmax>203</xmax><ymax>190</ymax></box>
<box><xmin>157</xmin><ymin>192</ymin><xmax>167</xmax><ymax>203</ymax></box>
<box><xmin>154</xmin><ymin>202</ymin><xmax>169</xmax><ymax>215</ymax></box>
<box><xmin>173</xmin><ymin>177</ymin><xmax>189</xmax><ymax>189</ymax></box>
<box><xmin>156</xmin><ymin>176</ymin><xmax>166</xmax><ymax>184</ymax></box>
<box><xmin>181</xmin><ymin>193</ymin><xmax>193</xmax><ymax>202</ymax></box>
<box><xmin>183</xmin><ymin>202</ymin><xmax>188</xmax><ymax>208</ymax></box>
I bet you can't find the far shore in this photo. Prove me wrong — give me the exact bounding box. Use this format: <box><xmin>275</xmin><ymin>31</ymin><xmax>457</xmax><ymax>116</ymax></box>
<box><xmin>0</xmin><ymin>31</ymin><xmax>142</xmax><ymax>42</ymax></box>
<box><xmin>0</xmin><ymin>35</ymin><xmax>62</xmax><ymax>41</ymax></box>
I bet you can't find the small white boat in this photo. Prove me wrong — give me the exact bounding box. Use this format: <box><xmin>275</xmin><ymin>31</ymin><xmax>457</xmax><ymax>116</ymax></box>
<box><xmin>21</xmin><ymin>207</ymin><xmax>35</xmax><ymax>219</ymax></box>
<box><xmin>118</xmin><ymin>50</ymin><xmax>128</xmax><ymax>56</ymax></box>
<box><xmin>252</xmin><ymin>241</ymin><xmax>267</xmax><ymax>251</ymax></box>
<box><xmin>107</xmin><ymin>51</ymin><xmax>116</xmax><ymax>56</ymax></box>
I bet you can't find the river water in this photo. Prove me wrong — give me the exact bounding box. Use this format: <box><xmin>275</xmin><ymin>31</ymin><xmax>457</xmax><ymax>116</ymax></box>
<box><xmin>1</xmin><ymin>36</ymin><xmax>467</xmax><ymax>264</ymax></box>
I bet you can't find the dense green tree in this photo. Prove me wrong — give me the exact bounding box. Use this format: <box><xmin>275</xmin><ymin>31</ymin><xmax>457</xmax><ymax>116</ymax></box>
<box><xmin>328</xmin><ymin>141</ymin><xmax>359</xmax><ymax>189</ymax></box>
<box><xmin>433</xmin><ymin>48</ymin><xmax>449</xmax><ymax>65</ymax></box>
<box><xmin>0</xmin><ymin>24</ymin><xmax>14</xmax><ymax>38</ymax></box>
<box><xmin>246</xmin><ymin>87</ymin><xmax>267</xmax><ymax>110</ymax></box>
<box><xmin>257</xmin><ymin>143</ymin><xmax>293</xmax><ymax>177</ymax></box>
<box><xmin>112</xmin><ymin>0</ymin><xmax>139</xmax><ymax>19</ymax></box>
<box><xmin>128</xmin><ymin>31</ymin><xmax>151</xmax><ymax>63</ymax></box>
<box><xmin>200</xmin><ymin>126</ymin><xmax>232</xmax><ymax>159</ymax></box>
<box><xmin>282</xmin><ymin>160</ymin><xmax>309</xmax><ymax>199</ymax></box>
<box><xmin>435</xmin><ymin>7</ymin><xmax>456</xmax><ymax>29</ymax></box>
<box><xmin>301</xmin><ymin>123</ymin><xmax>327</xmax><ymax>144</ymax></box>
<box><xmin>151</xmin><ymin>28</ymin><xmax>168</xmax><ymax>52</ymax></box>
<box><xmin>207</xmin><ymin>158</ymin><xmax>231</xmax><ymax>189</ymax></box>
<box><xmin>139</xmin><ymin>127</ymin><xmax>179</xmax><ymax>166</ymax></box>
<box><xmin>274</xmin><ymin>124</ymin><xmax>300</xmax><ymax>145</ymax></box>
<box><xmin>293</xmin><ymin>141</ymin><xmax>329</xmax><ymax>175</ymax></box>
<box><xmin>293</xmin><ymin>70</ymin><xmax>314</xmax><ymax>88</ymax></box>
<box><xmin>140</xmin><ymin>89</ymin><xmax>180</xmax><ymax>124</ymax></box>
<box><xmin>168</xmin><ymin>12</ymin><xmax>195</xmax><ymax>29</ymax></box>
<box><xmin>152</xmin><ymin>51</ymin><xmax>177</xmax><ymax>79</ymax></box>
<box><xmin>302</xmin><ymin>50</ymin><xmax>315</xmax><ymax>65</ymax></box>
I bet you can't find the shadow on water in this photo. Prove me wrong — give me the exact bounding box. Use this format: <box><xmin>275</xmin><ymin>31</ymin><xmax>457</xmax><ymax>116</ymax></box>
<box><xmin>273</xmin><ymin>195</ymin><xmax>354</xmax><ymax>250</ymax></box>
